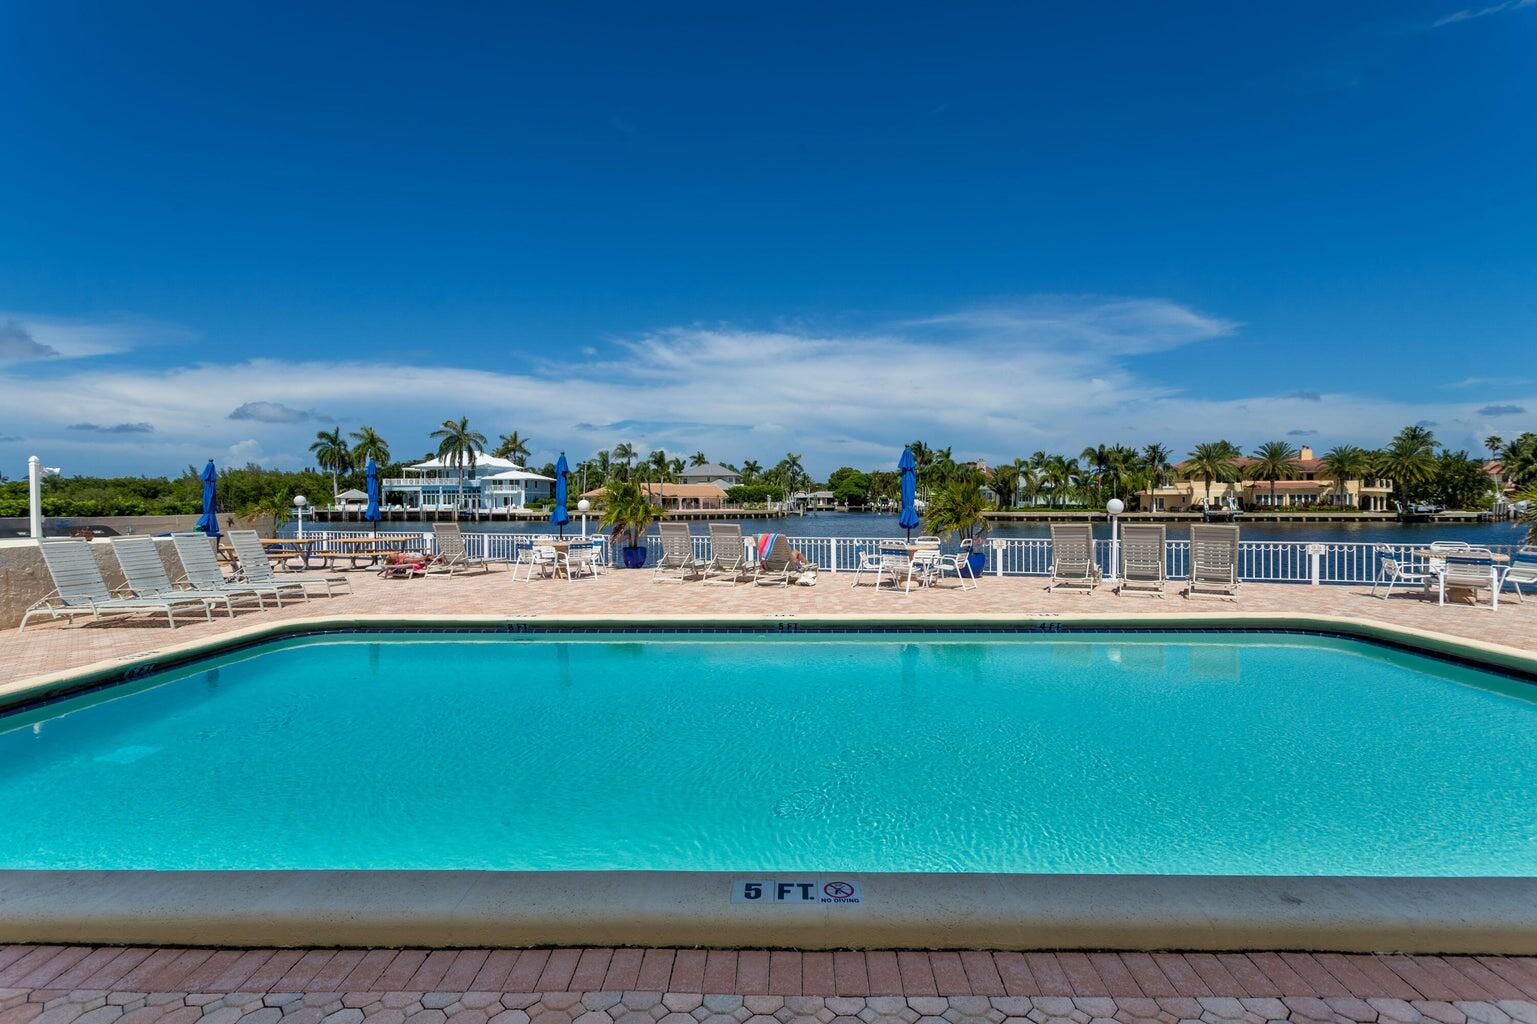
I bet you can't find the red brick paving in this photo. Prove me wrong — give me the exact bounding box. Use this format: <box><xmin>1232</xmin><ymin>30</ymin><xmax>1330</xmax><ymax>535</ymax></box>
<box><xmin>4</xmin><ymin>945</ymin><xmax>1537</xmax><ymax>1001</ymax></box>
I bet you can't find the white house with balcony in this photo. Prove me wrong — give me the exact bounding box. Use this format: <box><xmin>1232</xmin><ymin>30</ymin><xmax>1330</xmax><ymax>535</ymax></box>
<box><xmin>382</xmin><ymin>456</ymin><xmax>555</xmax><ymax>512</ymax></box>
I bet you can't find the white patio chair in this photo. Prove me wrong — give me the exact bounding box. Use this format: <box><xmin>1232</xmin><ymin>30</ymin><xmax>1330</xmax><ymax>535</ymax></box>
<box><xmin>514</xmin><ymin>543</ymin><xmax>565</xmax><ymax>581</ymax></box>
<box><xmin>851</xmin><ymin>543</ymin><xmax>889</xmax><ymax>588</ymax></box>
<box><xmin>567</xmin><ymin>542</ymin><xmax>602</xmax><ymax>580</ymax></box>
<box><xmin>1371</xmin><ymin>550</ymin><xmax>1433</xmax><ymax>600</ymax></box>
<box><xmin>934</xmin><ymin>542</ymin><xmax>978</xmax><ymax>590</ymax></box>
<box><xmin>1502</xmin><ymin>547</ymin><xmax>1536</xmax><ymax>604</ymax></box>
<box><xmin>904</xmin><ymin>548</ymin><xmax>943</xmax><ymax>593</ymax></box>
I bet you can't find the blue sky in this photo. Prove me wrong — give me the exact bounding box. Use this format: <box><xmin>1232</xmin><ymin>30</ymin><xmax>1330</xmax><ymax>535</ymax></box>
<box><xmin>1</xmin><ymin>0</ymin><xmax>1533</xmax><ymax>476</ymax></box>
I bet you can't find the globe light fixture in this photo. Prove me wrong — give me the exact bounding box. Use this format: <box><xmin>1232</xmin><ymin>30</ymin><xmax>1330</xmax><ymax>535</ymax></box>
<box><xmin>293</xmin><ymin>494</ymin><xmax>308</xmax><ymax>538</ymax></box>
<box><xmin>577</xmin><ymin>497</ymin><xmax>592</xmax><ymax>537</ymax></box>
<box><xmin>1106</xmin><ymin>497</ymin><xmax>1125</xmax><ymax>580</ymax></box>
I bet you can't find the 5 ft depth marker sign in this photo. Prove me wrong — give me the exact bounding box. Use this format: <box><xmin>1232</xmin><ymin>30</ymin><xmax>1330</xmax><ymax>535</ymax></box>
<box><xmin>731</xmin><ymin>880</ymin><xmax>863</xmax><ymax>905</ymax></box>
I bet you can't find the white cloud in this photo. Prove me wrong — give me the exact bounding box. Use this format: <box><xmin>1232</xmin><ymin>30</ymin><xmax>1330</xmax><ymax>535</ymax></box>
<box><xmin>1433</xmin><ymin>0</ymin><xmax>1536</xmax><ymax>26</ymax></box>
<box><xmin>4</xmin><ymin>297</ymin><xmax>1532</xmax><ymax>475</ymax></box>
<box><xmin>905</xmin><ymin>297</ymin><xmax>1239</xmax><ymax>355</ymax></box>
<box><xmin>0</xmin><ymin>312</ymin><xmax>196</xmax><ymax>363</ymax></box>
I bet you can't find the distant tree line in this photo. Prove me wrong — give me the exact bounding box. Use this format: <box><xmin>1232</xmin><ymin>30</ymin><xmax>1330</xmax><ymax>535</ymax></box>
<box><xmin>7</xmin><ymin>420</ymin><xmax>1530</xmax><ymax>520</ymax></box>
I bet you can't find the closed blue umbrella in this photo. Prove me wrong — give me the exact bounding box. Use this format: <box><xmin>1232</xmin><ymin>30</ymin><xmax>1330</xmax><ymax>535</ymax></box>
<box><xmin>364</xmin><ymin>456</ymin><xmax>381</xmax><ymax>534</ymax></box>
<box><xmin>550</xmin><ymin>452</ymin><xmax>571</xmax><ymax>538</ymax></box>
<box><xmin>898</xmin><ymin>447</ymin><xmax>920</xmax><ymax>541</ymax></box>
<box><xmin>194</xmin><ymin>460</ymin><xmax>221</xmax><ymax>538</ymax></box>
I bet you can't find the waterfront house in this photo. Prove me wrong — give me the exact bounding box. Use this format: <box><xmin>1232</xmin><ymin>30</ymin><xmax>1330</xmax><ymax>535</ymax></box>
<box><xmin>582</xmin><ymin>482</ymin><xmax>728</xmax><ymax>511</ymax></box>
<box><xmin>791</xmin><ymin>490</ymin><xmax>839</xmax><ymax>511</ymax></box>
<box><xmin>677</xmin><ymin>463</ymin><xmax>742</xmax><ymax>487</ymax></box>
<box><xmin>382</xmin><ymin>456</ymin><xmax>555</xmax><ymax>513</ymax></box>
<box><xmin>1136</xmin><ymin>446</ymin><xmax>1394</xmax><ymax>512</ymax></box>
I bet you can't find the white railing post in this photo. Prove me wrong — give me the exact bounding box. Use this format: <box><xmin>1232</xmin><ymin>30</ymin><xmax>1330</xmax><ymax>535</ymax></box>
<box><xmin>1307</xmin><ymin>543</ymin><xmax>1324</xmax><ymax>586</ymax></box>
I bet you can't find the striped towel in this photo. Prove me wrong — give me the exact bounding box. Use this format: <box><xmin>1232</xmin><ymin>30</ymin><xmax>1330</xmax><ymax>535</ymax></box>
<box><xmin>757</xmin><ymin>532</ymin><xmax>780</xmax><ymax>561</ymax></box>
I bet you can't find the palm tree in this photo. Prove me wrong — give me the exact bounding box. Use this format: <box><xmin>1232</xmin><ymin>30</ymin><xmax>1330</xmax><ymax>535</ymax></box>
<box><xmin>1486</xmin><ymin>435</ymin><xmax>1505</xmax><ymax>461</ymax></box>
<box><xmin>1320</xmin><ymin>445</ymin><xmax>1371</xmax><ymax>506</ymax></box>
<box><xmin>349</xmin><ymin>425</ymin><xmax>390</xmax><ymax>469</ymax></box>
<box><xmin>1182</xmin><ymin>442</ymin><xmax>1240</xmax><ymax>509</ymax></box>
<box><xmin>592</xmin><ymin>449</ymin><xmax>613</xmax><ymax>484</ymax></box>
<box><xmin>1142</xmin><ymin>443</ymin><xmax>1172</xmax><ymax>488</ymax></box>
<box><xmin>1501</xmin><ymin>432</ymin><xmax>1537</xmax><ymax>488</ymax></box>
<box><xmin>611</xmin><ymin>442</ymin><xmax>637</xmax><ymax>480</ymax></box>
<box><xmin>309</xmin><ymin>428</ymin><xmax>351</xmax><ymax>500</ymax></box>
<box><xmin>740</xmin><ymin>459</ymin><xmax>762</xmax><ymax>484</ymax></box>
<box><xmin>669</xmin><ymin>456</ymin><xmax>685</xmax><ymax>478</ymax></box>
<box><xmin>429</xmin><ymin>417</ymin><xmax>487</xmax><ymax>518</ymax></box>
<box><xmin>990</xmin><ymin>463</ymin><xmax>1020</xmax><ymax>509</ymax></box>
<box><xmin>1015</xmin><ymin>459</ymin><xmax>1041</xmax><ymax>505</ymax></box>
<box><xmin>493</xmin><ymin>431</ymin><xmax>531</xmax><ymax>463</ymax></box>
<box><xmin>1374</xmin><ymin>425</ymin><xmax>1440</xmax><ymax>506</ymax></box>
<box><xmin>1246</xmin><ymin>441</ymin><xmax>1300</xmax><ymax>509</ymax></box>
<box><xmin>1043</xmin><ymin>455</ymin><xmax>1081</xmax><ymax>507</ymax></box>
<box><xmin>689</xmin><ymin>451</ymin><xmax>708</xmax><ymax>467</ymax></box>
<box><xmin>647</xmin><ymin>449</ymin><xmax>671</xmax><ymax>482</ymax></box>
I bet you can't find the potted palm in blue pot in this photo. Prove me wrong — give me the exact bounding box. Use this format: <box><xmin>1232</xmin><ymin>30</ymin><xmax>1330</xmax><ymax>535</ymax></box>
<box><xmin>601</xmin><ymin>480</ymin><xmax>663</xmax><ymax>568</ymax></box>
<box><xmin>922</xmin><ymin>479</ymin><xmax>992</xmax><ymax>577</ymax></box>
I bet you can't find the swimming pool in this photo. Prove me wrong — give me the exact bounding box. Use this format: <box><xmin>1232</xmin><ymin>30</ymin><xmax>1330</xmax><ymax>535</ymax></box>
<box><xmin>2</xmin><ymin>629</ymin><xmax>1534</xmax><ymax>875</ymax></box>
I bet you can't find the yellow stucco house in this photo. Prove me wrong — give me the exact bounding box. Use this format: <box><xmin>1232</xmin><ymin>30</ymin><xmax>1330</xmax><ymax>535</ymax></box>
<box><xmin>1137</xmin><ymin>446</ymin><xmax>1394</xmax><ymax>512</ymax></box>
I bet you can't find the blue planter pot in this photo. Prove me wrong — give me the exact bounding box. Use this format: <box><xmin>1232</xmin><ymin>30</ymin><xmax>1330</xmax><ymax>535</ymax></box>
<box><xmin>965</xmin><ymin>551</ymin><xmax>987</xmax><ymax>578</ymax></box>
<box><xmin>622</xmin><ymin>545</ymin><xmax>648</xmax><ymax>569</ymax></box>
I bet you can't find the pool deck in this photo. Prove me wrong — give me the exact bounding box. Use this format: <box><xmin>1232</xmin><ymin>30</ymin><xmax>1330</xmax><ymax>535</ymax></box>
<box><xmin>3</xmin><ymin>568</ymin><xmax>1535</xmax><ymax>691</ymax></box>
<box><xmin>4</xmin><ymin>568</ymin><xmax>1537</xmax><ymax>981</ymax></box>
<box><xmin>3</xmin><ymin>944</ymin><xmax>1537</xmax><ymax>1024</ymax></box>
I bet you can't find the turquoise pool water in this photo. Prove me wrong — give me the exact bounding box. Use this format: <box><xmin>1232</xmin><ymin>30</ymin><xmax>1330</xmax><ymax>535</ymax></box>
<box><xmin>2</xmin><ymin>631</ymin><xmax>1534</xmax><ymax>875</ymax></box>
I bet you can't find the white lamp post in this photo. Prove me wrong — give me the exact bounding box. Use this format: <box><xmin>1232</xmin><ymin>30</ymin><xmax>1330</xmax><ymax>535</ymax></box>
<box><xmin>27</xmin><ymin>456</ymin><xmax>61</xmax><ymax>540</ymax></box>
<box><xmin>577</xmin><ymin>497</ymin><xmax>591</xmax><ymax>537</ymax></box>
<box><xmin>1105</xmin><ymin>497</ymin><xmax>1125</xmax><ymax>581</ymax></box>
<box><xmin>293</xmin><ymin>494</ymin><xmax>308</xmax><ymax>539</ymax></box>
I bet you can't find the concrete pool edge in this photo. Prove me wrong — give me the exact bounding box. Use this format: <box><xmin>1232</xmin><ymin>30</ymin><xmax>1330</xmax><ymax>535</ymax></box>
<box><xmin>1</xmin><ymin>870</ymin><xmax>1535</xmax><ymax>953</ymax></box>
<box><xmin>6</xmin><ymin>608</ymin><xmax>1537</xmax><ymax>713</ymax></box>
<box><xmin>5</xmin><ymin>612</ymin><xmax>1536</xmax><ymax>954</ymax></box>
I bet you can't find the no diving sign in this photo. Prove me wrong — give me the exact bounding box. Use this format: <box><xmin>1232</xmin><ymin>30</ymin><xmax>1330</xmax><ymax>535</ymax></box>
<box><xmin>731</xmin><ymin>879</ymin><xmax>863</xmax><ymax>905</ymax></box>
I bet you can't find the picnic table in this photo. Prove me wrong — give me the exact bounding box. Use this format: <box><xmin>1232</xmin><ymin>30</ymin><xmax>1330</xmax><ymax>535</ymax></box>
<box><xmin>244</xmin><ymin>536</ymin><xmax>426</xmax><ymax>571</ymax></box>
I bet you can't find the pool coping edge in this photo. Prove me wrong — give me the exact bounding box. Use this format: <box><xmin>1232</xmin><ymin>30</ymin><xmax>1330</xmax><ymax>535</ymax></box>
<box><xmin>6</xmin><ymin>610</ymin><xmax>1537</xmax><ymax>716</ymax></box>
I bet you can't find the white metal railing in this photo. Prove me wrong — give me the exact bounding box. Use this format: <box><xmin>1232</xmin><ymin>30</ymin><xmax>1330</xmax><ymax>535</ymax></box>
<box><xmin>294</xmin><ymin>529</ymin><xmax>1524</xmax><ymax>585</ymax></box>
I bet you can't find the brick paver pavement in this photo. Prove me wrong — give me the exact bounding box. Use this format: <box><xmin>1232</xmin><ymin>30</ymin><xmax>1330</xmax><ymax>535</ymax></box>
<box><xmin>4</xmin><ymin>568</ymin><xmax>1534</xmax><ymax>688</ymax></box>
<box><xmin>2</xmin><ymin>946</ymin><xmax>1537</xmax><ymax>1024</ymax></box>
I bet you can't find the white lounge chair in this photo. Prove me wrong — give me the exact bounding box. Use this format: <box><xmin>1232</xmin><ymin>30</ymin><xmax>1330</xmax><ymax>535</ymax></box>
<box><xmin>1187</xmin><ymin>525</ymin><xmax>1240</xmax><ymax>600</ymax></box>
<box><xmin>704</xmin><ymin>523</ymin><xmax>750</xmax><ymax>584</ymax></box>
<box><xmin>225</xmin><ymin>530</ymin><xmax>349</xmax><ymax>597</ymax></box>
<box><xmin>18</xmin><ymin>538</ymin><xmax>215</xmax><ymax>632</ymax></box>
<box><xmin>1117</xmin><ymin>524</ymin><xmax>1167</xmax><ymax>597</ymax></box>
<box><xmin>428</xmin><ymin>523</ymin><xmax>495</xmax><ymax>575</ymax></box>
<box><xmin>752</xmin><ymin>534</ymin><xmax>808</xmax><ymax>587</ymax></box>
<box><xmin>653</xmin><ymin>523</ymin><xmax>706</xmax><ymax>582</ymax></box>
<box><xmin>170</xmin><ymin>532</ymin><xmax>298</xmax><ymax>607</ymax></box>
<box><xmin>1048</xmin><ymin>524</ymin><xmax>1100</xmax><ymax>594</ymax></box>
<box><xmin>109</xmin><ymin>536</ymin><xmax>242</xmax><ymax>617</ymax></box>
